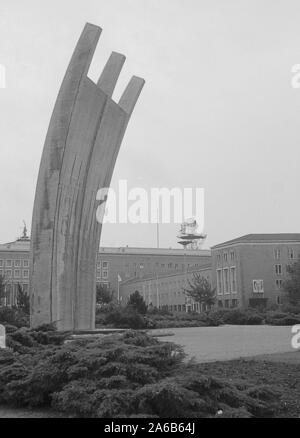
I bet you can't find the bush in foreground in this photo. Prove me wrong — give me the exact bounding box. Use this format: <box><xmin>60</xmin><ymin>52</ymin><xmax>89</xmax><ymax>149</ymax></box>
<box><xmin>0</xmin><ymin>307</ymin><xmax>29</xmax><ymax>328</ymax></box>
<box><xmin>104</xmin><ymin>307</ymin><xmax>156</xmax><ymax>329</ymax></box>
<box><xmin>0</xmin><ymin>328</ymin><xmax>284</xmax><ymax>418</ymax></box>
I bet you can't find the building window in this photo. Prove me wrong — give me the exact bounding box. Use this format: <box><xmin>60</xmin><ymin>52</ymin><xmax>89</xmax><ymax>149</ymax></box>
<box><xmin>23</xmin><ymin>270</ymin><xmax>29</xmax><ymax>278</ymax></box>
<box><xmin>288</xmin><ymin>248</ymin><xmax>295</xmax><ymax>260</ymax></box>
<box><xmin>230</xmin><ymin>251</ymin><xmax>235</xmax><ymax>261</ymax></box>
<box><xmin>224</xmin><ymin>299</ymin><xmax>230</xmax><ymax>308</ymax></box>
<box><xmin>0</xmin><ymin>260</ymin><xmax>3</xmax><ymax>268</ymax></box>
<box><xmin>0</xmin><ymin>270</ymin><xmax>3</xmax><ymax>276</ymax></box>
<box><xmin>96</xmin><ymin>261</ymin><xmax>101</xmax><ymax>269</ymax></box>
<box><xmin>14</xmin><ymin>260</ymin><xmax>21</xmax><ymax>267</ymax></box>
<box><xmin>275</xmin><ymin>279</ymin><xmax>283</xmax><ymax>290</ymax></box>
<box><xmin>175</xmin><ymin>264</ymin><xmax>178</xmax><ymax>270</ymax></box>
<box><xmin>102</xmin><ymin>270</ymin><xmax>108</xmax><ymax>279</ymax></box>
<box><xmin>230</xmin><ymin>267</ymin><xmax>237</xmax><ymax>293</ymax></box>
<box><xmin>275</xmin><ymin>264</ymin><xmax>282</xmax><ymax>276</ymax></box>
<box><xmin>231</xmin><ymin>299</ymin><xmax>238</xmax><ymax>308</ymax></box>
<box><xmin>102</xmin><ymin>261</ymin><xmax>108</xmax><ymax>269</ymax></box>
<box><xmin>223</xmin><ymin>253</ymin><xmax>228</xmax><ymax>262</ymax></box>
<box><xmin>5</xmin><ymin>270</ymin><xmax>12</xmax><ymax>278</ymax></box>
<box><xmin>217</xmin><ymin>254</ymin><xmax>221</xmax><ymax>264</ymax></box>
<box><xmin>14</xmin><ymin>270</ymin><xmax>20</xmax><ymax>278</ymax></box>
<box><xmin>253</xmin><ymin>280</ymin><xmax>264</xmax><ymax>293</ymax></box>
<box><xmin>277</xmin><ymin>296</ymin><xmax>282</xmax><ymax>305</ymax></box>
<box><xmin>6</xmin><ymin>260</ymin><xmax>12</xmax><ymax>268</ymax></box>
<box><xmin>98</xmin><ymin>282</ymin><xmax>109</xmax><ymax>289</ymax></box>
<box><xmin>216</xmin><ymin>269</ymin><xmax>223</xmax><ymax>295</ymax></box>
<box><xmin>168</xmin><ymin>263</ymin><xmax>172</xmax><ymax>268</ymax></box>
<box><xmin>223</xmin><ymin>268</ymin><xmax>230</xmax><ymax>294</ymax></box>
<box><xmin>274</xmin><ymin>249</ymin><xmax>281</xmax><ymax>260</ymax></box>
<box><xmin>23</xmin><ymin>260</ymin><xmax>29</xmax><ymax>268</ymax></box>
<box><xmin>218</xmin><ymin>300</ymin><xmax>223</xmax><ymax>308</ymax></box>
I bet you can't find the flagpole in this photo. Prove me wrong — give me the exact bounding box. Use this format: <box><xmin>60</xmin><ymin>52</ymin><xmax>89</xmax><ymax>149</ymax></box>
<box><xmin>157</xmin><ymin>222</ymin><xmax>159</xmax><ymax>248</ymax></box>
<box><xmin>156</xmin><ymin>273</ymin><xmax>159</xmax><ymax>309</ymax></box>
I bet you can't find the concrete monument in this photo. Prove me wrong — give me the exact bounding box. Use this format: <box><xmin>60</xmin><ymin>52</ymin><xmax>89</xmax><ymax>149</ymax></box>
<box><xmin>30</xmin><ymin>23</ymin><xmax>145</xmax><ymax>330</ymax></box>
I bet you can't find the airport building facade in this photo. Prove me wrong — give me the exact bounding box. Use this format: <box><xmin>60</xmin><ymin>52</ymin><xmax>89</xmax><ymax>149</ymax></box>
<box><xmin>0</xmin><ymin>235</ymin><xmax>211</xmax><ymax>307</ymax></box>
<box><xmin>119</xmin><ymin>266</ymin><xmax>212</xmax><ymax>312</ymax></box>
<box><xmin>211</xmin><ymin>234</ymin><xmax>300</xmax><ymax>309</ymax></box>
<box><xmin>1</xmin><ymin>232</ymin><xmax>299</xmax><ymax>310</ymax></box>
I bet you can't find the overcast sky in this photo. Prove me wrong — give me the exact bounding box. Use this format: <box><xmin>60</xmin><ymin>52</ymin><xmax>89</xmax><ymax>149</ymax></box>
<box><xmin>0</xmin><ymin>0</ymin><xmax>300</xmax><ymax>249</ymax></box>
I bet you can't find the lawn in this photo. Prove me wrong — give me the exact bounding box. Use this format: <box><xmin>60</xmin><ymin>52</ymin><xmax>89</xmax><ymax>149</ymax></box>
<box><xmin>196</xmin><ymin>353</ymin><xmax>300</xmax><ymax>418</ymax></box>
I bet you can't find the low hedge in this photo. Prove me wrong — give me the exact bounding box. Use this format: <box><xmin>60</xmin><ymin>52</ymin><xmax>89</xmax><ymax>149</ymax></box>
<box><xmin>95</xmin><ymin>306</ymin><xmax>300</xmax><ymax>329</ymax></box>
<box><xmin>207</xmin><ymin>309</ymin><xmax>264</xmax><ymax>326</ymax></box>
<box><xmin>265</xmin><ymin>311</ymin><xmax>300</xmax><ymax>326</ymax></box>
<box><xmin>139</xmin><ymin>308</ymin><xmax>265</xmax><ymax>328</ymax></box>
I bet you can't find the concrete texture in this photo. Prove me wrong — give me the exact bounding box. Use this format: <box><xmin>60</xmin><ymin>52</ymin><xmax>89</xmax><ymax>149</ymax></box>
<box><xmin>30</xmin><ymin>23</ymin><xmax>144</xmax><ymax>330</ymax></box>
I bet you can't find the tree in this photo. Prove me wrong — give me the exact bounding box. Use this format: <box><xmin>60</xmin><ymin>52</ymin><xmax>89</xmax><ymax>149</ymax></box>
<box><xmin>96</xmin><ymin>284</ymin><xmax>114</xmax><ymax>305</ymax></box>
<box><xmin>183</xmin><ymin>274</ymin><xmax>216</xmax><ymax>310</ymax></box>
<box><xmin>16</xmin><ymin>283</ymin><xmax>30</xmax><ymax>314</ymax></box>
<box><xmin>283</xmin><ymin>260</ymin><xmax>300</xmax><ymax>305</ymax></box>
<box><xmin>127</xmin><ymin>290</ymin><xmax>147</xmax><ymax>315</ymax></box>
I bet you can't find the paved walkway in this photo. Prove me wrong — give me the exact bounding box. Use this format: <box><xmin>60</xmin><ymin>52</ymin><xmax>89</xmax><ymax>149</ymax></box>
<box><xmin>151</xmin><ymin>325</ymin><xmax>298</xmax><ymax>362</ymax></box>
<box><xmin>0</xmin><ymin>407</ymin><xmax>66</xmax><ymax>418</ymax></box>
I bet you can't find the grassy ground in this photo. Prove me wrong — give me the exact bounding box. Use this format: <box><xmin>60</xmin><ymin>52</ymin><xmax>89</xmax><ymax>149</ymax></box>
<box><xmin>247</xmin><ymin>351</ymin><xmax>300</xmax><ymax>364</ymax></box>
<box><xmin>196</xmin><ymin>352</ymin><xmax>300</xmax><ymax>418</ymax></box>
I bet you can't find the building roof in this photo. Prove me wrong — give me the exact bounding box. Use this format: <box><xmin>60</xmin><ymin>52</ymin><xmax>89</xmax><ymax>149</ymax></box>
<box><xmin>120</xmin><ymin>264</ymin><xmax>212</xmax><ymax>286</ymax></box>
<box><xmin>99</xmin><ymin>247</ymin><xmax>211</xmax><ymax>257</ymax></box>
<box><xmin>212</xmin><ymin>233</ymin><xmax>300</xmax><ymax>249</ymax></box>
<box><xmin>0</xmin><ymin>239</ymin><xmax>211</xmax><ymax>257</ymax></box>
<box><xmin>0</xmin><ymin>237</ymin><xmax>31</xmax><ymax>252</ymax></box>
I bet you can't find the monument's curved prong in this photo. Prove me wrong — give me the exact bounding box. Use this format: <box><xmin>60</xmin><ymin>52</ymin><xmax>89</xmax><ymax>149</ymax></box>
<box><xmin>74</xmin><ymin>75</ymin><xmax>144</xmax><ymax>329</ymax></box>
<box><xmin>97</xmin><ymin>52</ymin><xmax>126</xmax><ymax>97</ymax></box>
<box><xmin>30</xmin><ymin>23</ymin><xmax>145</xmax><ymax>330</ymax></box>
<box><xmin>119</xmin><ymin>76</ymin><xmax>146</xmax><ymax>116</ymax></box>
<box><xmin>30</xmin><ymin>23</ymin><xmax>102</xmax><ymax>328</ymax></box>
